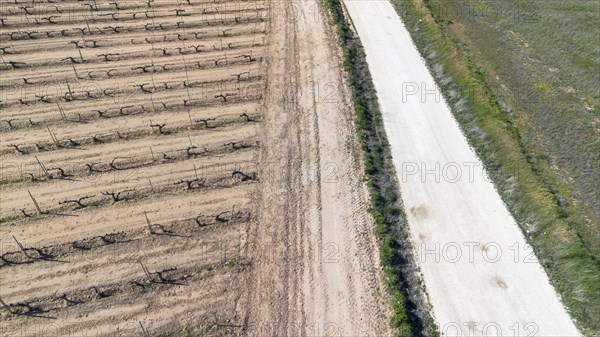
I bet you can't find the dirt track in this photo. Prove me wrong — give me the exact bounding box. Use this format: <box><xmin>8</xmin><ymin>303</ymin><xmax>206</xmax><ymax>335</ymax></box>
<box><xmin>243</xmin><ymin>1</ymin><xmax>391</xmax><ymax>335</ymax></box>
<box><xmin>1</xmin><ymin>0</ymin><xmax>390</xmax><ymax>336</ymax></box>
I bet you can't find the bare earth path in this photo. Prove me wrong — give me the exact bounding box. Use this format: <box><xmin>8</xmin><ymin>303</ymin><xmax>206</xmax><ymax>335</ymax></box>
<box><xmin>243</xmin><ymin>1</ymin><xmax>391</xmax><ymax>336</ymax></box>
<box><xmin>343</xmin><ymin>1</ymin><xmax>580</xmax><ymax>336</ymax></box>
<box><xmin>0</xmin><ymin>0</ymin><xmax>391</xmax><ymax>335</ymax></box>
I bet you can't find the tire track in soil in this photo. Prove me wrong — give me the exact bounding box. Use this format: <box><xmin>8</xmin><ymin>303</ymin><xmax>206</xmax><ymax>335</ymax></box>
<box><xmin>243</xmin><ymin>1</ymin><xmax>392</xmax><ymax>336</ymax></box>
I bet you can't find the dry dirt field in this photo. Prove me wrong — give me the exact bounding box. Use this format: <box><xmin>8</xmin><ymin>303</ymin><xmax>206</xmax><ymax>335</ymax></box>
<box><xmin>0</xmin><ymin>0</ymin><xmax>389</xmax><ymax>336</ymax></box>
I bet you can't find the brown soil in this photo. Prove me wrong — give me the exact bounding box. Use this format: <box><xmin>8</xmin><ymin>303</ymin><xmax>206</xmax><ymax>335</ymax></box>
<box><xmin>0</xmin><ymin>1</ymin><xmax>390</xmax><ymax>336</ymax></box>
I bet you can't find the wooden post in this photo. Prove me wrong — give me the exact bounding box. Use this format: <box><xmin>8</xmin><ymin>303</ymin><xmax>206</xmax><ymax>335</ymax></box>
<box><xmin>0</xmin><ymin>296</ymin><xmax>14</xmax><ymax>314</ymax></box>
<box><xmin>27</xmin><ymin>190</ymin><xmax>44</xmax><ymax>214</ymax></box>
<box><xmin>180</xmin><ymin>53</ymin><xmax>191</xmax><ymax>101</ymax></box>
<box><xmin>71</xmin><ymin>63</ymin><xmax>79</xmax><ymax>79</ymax></box>
<box><xmin>35</xmin><ymin>156</ymin><xmax>50</xmax><ymax>179</ymax></box>
<box><xmin>193</xmin><ymin>163</ymin><xmax>199</xmax><ymax>180</ymax></box>
<box><xmin>66</xmin><ymin>81</ymin><xmax>73</xmax><ymax>97</ymax></box>
<box><xmin>150</xmin><ymin>94</ymin><xmax>157</xmax><ymax>112</ymax></box>
<box><xmin>139</xmin><ymin>321</ymin><xmax>151</xmax><ymax>337</ymax></box>
<box><xmin>57</xmin><ymin>102</ymin><xmax>67</xmax><ymax>121</ymax></box>
<box><xmin>47</xmin><ymin>126</ymin><xmax>59</xmax><ymax>146</ymax></box>
<box><xmin>140</xmin><ymin>261</ymin><xmax>152</xmax><ymax>282</ymax></box>
<box><xmin>150</xmin><ymin>74</ymin><xmax>157</xmax><ymax>112</ymax></box>
<box><xmin>12</xmin><ymin>235</ymin><xmax>32</xmax><ymax>259</ymax></box>
<box><xmin>144</xmin><ymin>212</ymin><xmax>153</xmax><ymax>233</ymax></box>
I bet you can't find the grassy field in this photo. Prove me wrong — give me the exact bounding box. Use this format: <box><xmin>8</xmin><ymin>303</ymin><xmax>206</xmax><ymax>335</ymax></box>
<box><xmin>390</xmin><ymin>0</ymin><xmax>599</xmax><ymax>334</ymax></box>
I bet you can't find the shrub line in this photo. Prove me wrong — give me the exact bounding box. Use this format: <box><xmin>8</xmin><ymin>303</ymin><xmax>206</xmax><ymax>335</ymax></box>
<box><xmin>322</xmin><ymin>0</ymin><xmax>439</xmax><ymax>336</ymax></box>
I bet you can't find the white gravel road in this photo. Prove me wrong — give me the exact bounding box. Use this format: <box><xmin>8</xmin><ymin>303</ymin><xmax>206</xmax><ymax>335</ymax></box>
<box><xmin>342</xmin><ymin>1</ymin><xmax>581</xmax><ymax>336</ymax></box>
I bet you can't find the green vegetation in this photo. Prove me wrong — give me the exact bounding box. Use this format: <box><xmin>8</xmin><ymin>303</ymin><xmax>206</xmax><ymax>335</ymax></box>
<box><xmin>322</xmin><ymin>0</ymin><xmax>438</xmax><ymax>336</ymax></box>
<box><xmin>390</xmin><ymin>0</ymin><xmax>599</xmax><ymax>334</ymax></box>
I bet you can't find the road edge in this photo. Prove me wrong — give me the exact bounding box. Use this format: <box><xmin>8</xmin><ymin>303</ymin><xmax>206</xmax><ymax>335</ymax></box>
<box><xmin>321</xmin><ymin>0</ymin><xmax>439</xmax><ymax>336</ymax></box>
